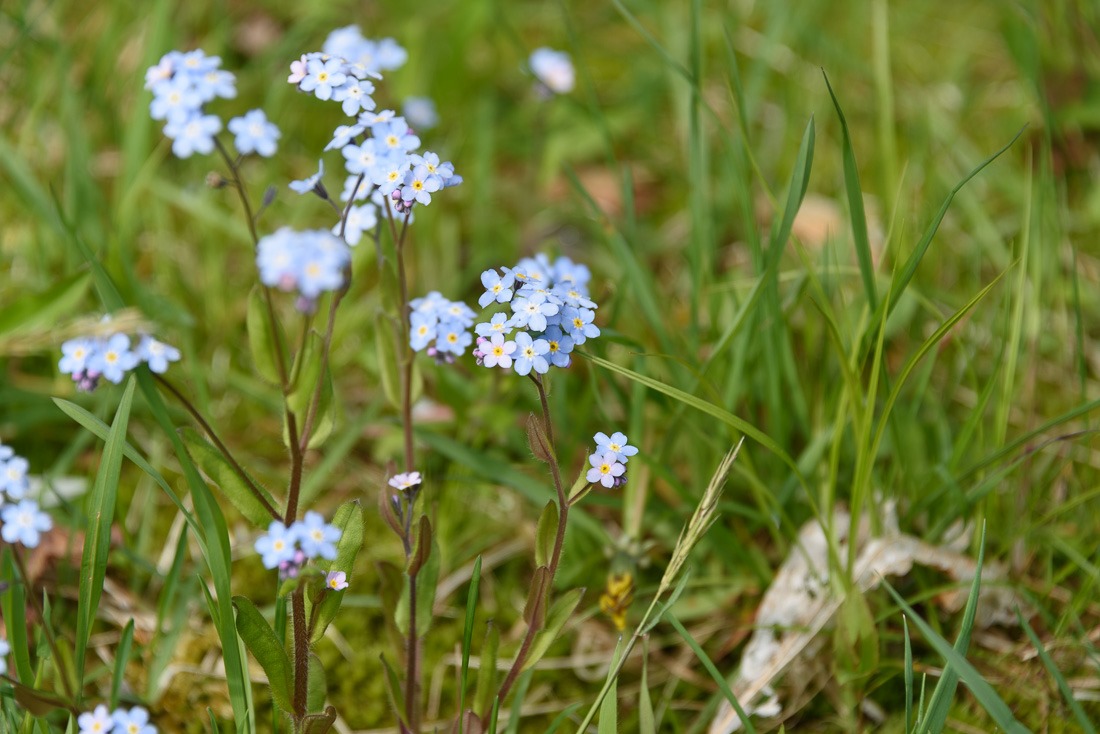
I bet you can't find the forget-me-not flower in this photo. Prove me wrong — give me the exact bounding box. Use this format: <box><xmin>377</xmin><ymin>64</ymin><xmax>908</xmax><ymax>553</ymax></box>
<box><xmin>293</xmin><ymin>511</ymin><xmax>341</xmax><ymax>561</ymax></box>
<box><xmin>112</xmin><ymin>706</ymin><xmax>157</xmax><ymax>734</ymax></box>
<box><xmin>228</xmin><ymin>109</ymin><xmax>280</xmax><ymax>157</ymax></box>
<box><xmin>1</xmin><ymin>500</ymin><xmax>52</xmax><ymax>548</ymax></box>
<box><xmin>254</xmin><ymin>521</ymin><xmax>298</xmax><ymax>570</ymax></box>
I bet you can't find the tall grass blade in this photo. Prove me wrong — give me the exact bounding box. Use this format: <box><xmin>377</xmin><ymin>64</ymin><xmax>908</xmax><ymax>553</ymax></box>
<box><xmin>74</xmin><ymin>376</ymin><xmax>135</xmax><ymax>697</ymax></box>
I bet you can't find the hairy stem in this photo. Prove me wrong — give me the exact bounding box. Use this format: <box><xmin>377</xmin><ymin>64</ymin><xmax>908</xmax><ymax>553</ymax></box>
<box><xmin>492</xmin><ymin>375</ymin><xmax>569</xmax><ymax>710</ymax></box>
<box><xmin>154</xmin><ymin>374</ymin><xmax>279</xmax><ymax>521</ymax></box>
<box><xmin>292</xmin><ymin>586</ymin><xmax>308</xmax><ymax>720</ymax></box>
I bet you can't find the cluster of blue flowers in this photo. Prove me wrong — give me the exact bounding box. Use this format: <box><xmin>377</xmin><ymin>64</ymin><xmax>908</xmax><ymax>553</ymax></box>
<box><xmin>146</xmin><ymin>49</ymin><xmax>279</xmax><ymax>160</ymax></box>
<box><xmin>471</xmin><ymin>255</ymin><xmax>599</xmax><ymax>376</ymax></box>
<box><xmin>256</xmin><ymin>228</ymin><xmax>352</xmax><ymax>311</ymax></box>
<box><xmin>78</xmin><ymin>705</ymin><xmax>156</xmax><ymax>734</ymax></box>
<box><xmin>0</xmin><ymin>442</ymin><xmax>51</xmax><ymax>548</ymax></box>
<box><xmin>408</xmin><ymin>292</ymin><xmax>476</xmax><ymax>363</ymax></box>
<box><xmin>586</xmin><ymin>432</ymin><xmax>638</xmax><ymax>489</ymax></box>
<box><xmin>59</xmin><ymin>332</ymin><xmax>180</xmax><ymax>392</ymax></box>
<box><xmin>288</xmin><ymin>27</ymin><xmax>461</xmax><ymax>222</ymax></box>
<box><xmin>254</xmin><ymin>511</ymin><xmax>342</xmax><ymax>578</ymax></box>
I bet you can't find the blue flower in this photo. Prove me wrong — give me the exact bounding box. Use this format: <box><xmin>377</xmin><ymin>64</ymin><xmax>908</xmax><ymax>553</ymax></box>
<box><xmin>137</xmin><ymin>336</ymin><xmax>181</xmax><ymax>374</ymax></box>
<box><xmin>403</xmin><ymin>96</ymin><xmax>438</xmax><ymax>130</ymax></box>
<box><xmin>254</xmin><ymin>521</ymin><xmax>298</xmax><ymax>570</ymax></box>
<box><xmin>512</xmin><ymin>332</ymin><xmax>550</xmax><ymax>376</ymax></box>
<box><xmin>77</xmin><ymin>704</ymin><xmax>115</xmax><ymax>734</ymax></box>
<box><xmin>399</xmin><ymin>165</ymin><xmax>441</xmax><ymax>205</ymax></box>
<box><xmin>482</xmin><ymin>333</ymin><xmax>516</xmax><ymax>369</ymax></box>
<box><xmin>371</xmin><ymin>154</ymin><xmax>412</xmax><ymax>196</ymax></box>
<box><xmin>586</xmin><ymin>452</ymin><xmax>625</xmax><ymax>488</ymax></box>
<box><xmin>340</xmin><ymin>173</ymin><xmax>372</xmax><ymax>202</ymax></box>
<box><xmin>475</xmin><ymin>313</ymin><xmax>513</xmax><ymax>338</ymax></box>
<box><xmin>409</xmin><ymin>312</ymin><xmax>438</xmax><ymax>351</ymax></box>
<box><xmin>594</xmin><ymin>432</ymin><xmax>638</xmax><ymax>463</ymax></box>
<box><xmin>478</xmin><ymin>268</ymin><xmax>515</xmax><ymax>308</ymax></box>
<box><xmin>440</xmin><ymin>300</ymin><xmax>477</xmax><ymax>327</ymax></box>
<box><xmin>149</xmin><ymin>77</ymin><xmax>202</xmax><ymax>123</ymax></box>
<box><xmin>375</xmin><ymin>37</ymin><xmax>408</xmax><ymax>69</ymax></box>
<box><xmin>163</xmin><ymin>113</ymin><xmax>222</xmax><ymax>159</ymax></box>
<box><xmin>510</xmin><ymin>295</ymin><xmax>559</xmax><ymax>333</ymax></box>
<box><xmin>530</xmin><ymin>48</ymin><xmax>575</xmax><ymax>94</ymax></box>
<box><xmin>333</xmin><ymin>77</ymin><xmax>376</xmax><ymax>116</ymax></box>
<box><xmin>300</xmin><ymin>57</ymin><xmax>347</xmax><ymax>101</ymax></box>
<box><xmin>292</xmin><ymin>511</ymin><xmax>341</xmax><ymax>560</ymax></box>
<box><xmin>89</xmin><ymin>334</ymin><xmax>139</xmax><ymax>384</ymax></box>
<box><xmin>228</xmin><ymin>109</ymin><xmax>280</xmax><ymax>157</ymax></box>
<box><xmin>325</xmin><ymin>122</ymin><xmax>366</xmax><ymax>152</ymax></box>
<box><xmin>0</xmin><ymin>455</ymin><xmax>29</xmax><ymax>499</ymax></box>
<box><xmin>342</xmin><ymin>139</ymin><xmax>382</xmax><ymax>176</ymax></box>
<box><xmin>372</xmin><ymin>119</ymin><xmax>421</xmax><ymax>155</ymax></box>
<box><xmin>561</xmin><ymin>306</ymin><xmax>600</xmax><ymax>344</ymax></box>
<box><xmin>256</xmin><ymin>228</ymin><xmax>351</xmax><ymax>307</ymax></box>
<box><xmin>112</xmin><ymin>706</ymin><xmax>157</xmax><ymax>734</ymax></box>
<box><xmin>435</xmin><ymin>320</ymin><xmax>473</xmax><ymax>356</ymax></box>
<box><xmin>326</xmin><ymin>571</ymin><xmax>349</xmax><ymax>591</ymax></box>
<box><xmin>542</xmin><ymin>325</ymin><xmax>574</xmax><ymax>368</ymax></box>
<box><xmin>333</xmin><ymin>203</ymin><xmax>377</xmax><ymax>246</ymax></box>
<box><xmin>177</xmin><ymin>49</ymin><xmax>221</xmax><ymax>77</ymax></box>
<box><xmin>0</xmin><ymin>500</ymin><xmax>52</xmax><ymax>549</ymax></box>
<box><xmin>193</xmin><ymin>68</ymin><xmax>237</xmax><ymax>102</ymax></box>
<box><xmin>59</xmin><ymin>338</ymin><xmax>97</xmax><ymax>376</ymax></box>
<box><xmin>289</xmin><ymin>160</ymin><xmax>326</xmax><ymax>195</ymax></box>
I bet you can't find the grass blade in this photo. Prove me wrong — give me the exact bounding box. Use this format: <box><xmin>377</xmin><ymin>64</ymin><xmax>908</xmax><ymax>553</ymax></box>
<box><xmin>665</xmin><ymin>613</ymin><xmax>756</xmax><ymax>734</ymax></box>
<box><xmin>458</xmin><ymin>555</ymin><xmax>482</xmax><ymax>734</ymax></box>
<box><xmin>1018</xmin><ymin>609</ymin><xmax>1096</xmax><ymax>733</ymax></box>
<box><xmin>74</xmin><ymin>376</ymin><xmax>136</xmax><ymax>696</ymax></box>
<box><xmin>822</xmin><ymin>70</ymin><xmax>877</xmax><ymax>308</ymax></box>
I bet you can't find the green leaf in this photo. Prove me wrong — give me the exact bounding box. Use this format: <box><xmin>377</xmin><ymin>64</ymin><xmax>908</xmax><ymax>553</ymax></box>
<box><xmin>379</xmin><ymin>654</ymin><xmax>408</xmax><ymax>728</ymax></box>
<box><xmin>522</xmin><ymin>566</ymin><xmax>551</xmax><ymax>628</ymax></box>
<box><xmin>823</xmin><ymin>71</ymin><xmax>877</xmax><ymax>309</ymax></box>
<box><xmin>375</xmin><ymin>312</ymin><xmax>402</xmax><ymax>409</ymax></box>
<box><xmin>597</xmin><ymin>639</ymin><xmax>624</xmax><ymax>734</ymax></box>
<box><xmin>233</xmin><ymin>596</ymin><xmax>293</xmax><ymax>714</ymax></box>
<box><xmin>638</xmin><ymin>639</ymin><xmax>656</xmax><ymax>734</ymax></box>
<box><xmin>1</xmin><ymin>551</ymin><xmax>33</xmax><ymax>686</ymax></box>
<box><xmin>75</xmin><ymin>376</ymin><xmax>136</xmax><ymax>692</ymax></box>
<box><xmin>288</xmin><ymin>330</ymin><xmax>324</xmax><ymax>415</ymax></box>
<box><xmin>310</xmin><ymin>501</ymin><xmax>365</xmax><ymax>644</ymax></box>
<box><xmin>582</xmin><ymin>352</ymin><xmax>802</xmax><ymax>479</ymax></box>
<box><xmin>110</xmin><ymin>619</ymin><xmax>135</xmax><ymax>709</ymax></box>
<box><xmin>247</xmin><ymin>285</ymin><xmax>284</xmax><ymax>384</ymax></box>
<box><xmin>7</xmin><ymin>678</ymin><xmax>75</xmax><ymax>716</ymax></box>
<box><xmin>473</xmin><ymin>623</ymin><xmax>499</xmax><ymax>719</ymax></box>
<box><xmin>303</xmin><ymin>366</ymin><xmax>336</xmax><ymax>450</ymax></box>
<box><xmin>526</xmin><ymin>413</ymin><xmax>552</xmax><ymax>463</ymax></box>
<box><xmin>303</xmin><ymin>707</ymin><xmax>337</xmax><ymax>734</ymax></box>
<box><xmin>307</xmin><ymin>653</ymin><xmax>326</xmax><ymax>713</ymax></box>
<box><xmin>181</xmin><ymin>427</ymin><xmax>277</xmax><ymax>527</ymax></box>
<box><xmin>534</xmin><ymin>502</ymin><xmax>559</xmax><ymax>569</ymax></box>
<box><xmin>521</xmin><ymin>588</ymin><xmax>584</xmax><ymax>672</ymax></box>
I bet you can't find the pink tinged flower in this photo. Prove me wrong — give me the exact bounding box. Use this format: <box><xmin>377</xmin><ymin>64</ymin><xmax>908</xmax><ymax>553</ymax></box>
<box><xmin>586</xmin><ymin>452</ymin><xmax>625</xmax><ymax>489</ymax></box>
<box><xmin>288</xmin><ymin>55</ymin><xmax>309</xmax><ymax>84</ymax></box>
<box><xmin>388</xmin><ymin>471</ymin><xmax>422</xmax><ymax>490</ymax></box>
<box><xmin>326</xmin><ymin>571</ymin><xmax>349</xmax><ymax>591</ymax></box>
<box><xmin>482</xmin><ymin>333</ymin><xmax>516</xmax><ymax>369</ymax></box>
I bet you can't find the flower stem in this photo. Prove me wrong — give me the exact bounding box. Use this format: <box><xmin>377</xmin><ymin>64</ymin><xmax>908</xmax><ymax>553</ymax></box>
<box><xmin>11</xmin><ymin>546</ymin><xmax>77</xmax><ymax>703</ymax></box>
<box><xmin>153</xmin><ymin>373</ymin><xmax>279</xmax><ymax>521</ymax></box>
<box><xmin>292</xmin><ymin>585</ymin><xmax>308</xmax><ymax>720</ymax></box>
<box><xmin>491</xmin><ymin>375</ymin><xmax>569</xmax><ymax>712</ymax></box>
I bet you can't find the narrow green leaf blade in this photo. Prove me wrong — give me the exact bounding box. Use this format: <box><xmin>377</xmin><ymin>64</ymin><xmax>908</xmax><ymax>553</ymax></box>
<box><xmin>75</xmin><ymin>376</ymin><xmax>136</xmax><ymax>693</ymax></box>
<box><xmin>181</xmin><ymin>427</ymin><xmax>277</xmax><ymax>527</ymax></box>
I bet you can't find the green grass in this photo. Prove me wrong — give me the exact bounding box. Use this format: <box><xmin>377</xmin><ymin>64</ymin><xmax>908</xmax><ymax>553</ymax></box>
<box><xmin>2</xmin><ymin>0</ymin><xmax>1100</xmax><ymax>730</ymax></box>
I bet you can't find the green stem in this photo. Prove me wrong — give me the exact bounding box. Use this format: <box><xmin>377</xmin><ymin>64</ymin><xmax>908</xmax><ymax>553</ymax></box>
<box><xmin>11</xmin><ymin>546</ymin><xmax>77</xmax><ymax>703</ymax></box>
<box><xmin>292</xmin><ymin>586</ymin><xmax>308</xmax><ymax>720</ymax></box>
